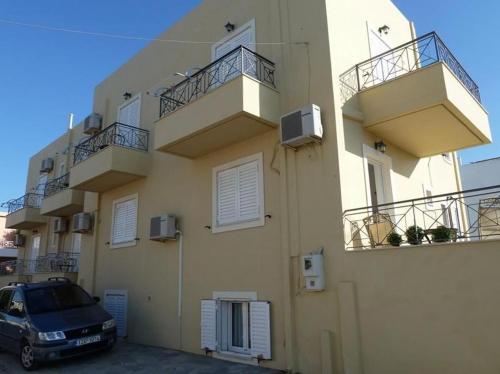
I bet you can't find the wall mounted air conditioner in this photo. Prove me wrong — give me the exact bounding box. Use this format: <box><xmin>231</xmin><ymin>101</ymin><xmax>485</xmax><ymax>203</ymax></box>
<box><xmin>280</xmin><ymin>104</ymin><xmax>323</xmax><ymax>148</ymax></box>
<box><xmin>40</xmin><ymin>158</ymin><xmax>54</xmax><ymax>173</ymax></box>
<box><xmin>150</xmin><ymin>215</ymin><xmax>177</xmax><ymax>241</ymax></box>
<box><xmin>53</xmin><ymin>218</ymin><xmax>68</xmax><ymax>233</ymax></box>
<box><xmin>83</xmin><ymin>113</ymin><xmax>103</xmax><ymax>135</ymax></box>
<box><xmin>14</xmin><ymin>234</ymin><xmax>26</xmax><ymax>247</ymax></box>
<box><xmin>72</xmin><ymin>212</ymin><xmax>92</xmax><ymax>233</ymax></box>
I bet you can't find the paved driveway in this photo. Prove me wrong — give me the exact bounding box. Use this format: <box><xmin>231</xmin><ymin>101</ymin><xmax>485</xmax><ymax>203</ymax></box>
<box><xmin>0</xmin><ymin>341</ymin><xmax>281</xmax><ymax>373</ymax></box>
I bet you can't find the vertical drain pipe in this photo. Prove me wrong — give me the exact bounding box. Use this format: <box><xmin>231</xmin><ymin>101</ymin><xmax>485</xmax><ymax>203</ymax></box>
<box><xmin>177</xmin><ymin>230</ymin><xmax>184</xmax><ymax>350</ymax></box>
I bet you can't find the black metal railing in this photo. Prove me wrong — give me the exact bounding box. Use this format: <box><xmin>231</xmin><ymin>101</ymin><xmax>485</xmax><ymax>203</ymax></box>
<box><xmin>73</xmin><ymin>122</ymin><xmax>149</xmax><ymax>165</ymax></box>
<box><xmin>343</xmin><ymin>185</ymin><xmax>500</xmax><ymax>250</ymax></box>
<box><xmin>0</xmin><ymin>252</ymin><xmax>80</xmax><ymax>276</ymax></box>
<box><xmin>4</xmin><ymin>193</ymin><xmax>44</xmax><ymax>214</ymax></box>
<box><xmin>44</xmin><ymin>173</ymin><xmax>70</xmax><ymax>198</ymax></box>
<box><xmin>340</xmin><ymin>32</ymin><xmax>481</xmax><ymax>103</ymax></box>
<box><xmin>159</xmin><ymin>46</ymin><xmax>276</xmax><ymax>117</ymax></box>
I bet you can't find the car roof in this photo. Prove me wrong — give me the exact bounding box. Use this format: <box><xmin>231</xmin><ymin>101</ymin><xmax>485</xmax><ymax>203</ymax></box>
<box><xmin>1</xmin><ymin>279</ymin><xmax>75</xmax><ymax>292</ymax></box>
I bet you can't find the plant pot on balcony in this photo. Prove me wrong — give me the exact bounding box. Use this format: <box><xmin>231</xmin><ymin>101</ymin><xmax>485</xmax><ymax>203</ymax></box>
<box><xmin>430</xmin><ymin>226</ymin><xmax>454</xmax><ymax>243</ymax></box>
<box><xmin>406</xmin><ymin>225</ymin><xmax>424</xmax><ymax>245</ymax></box>
<box><xmin>387</xmin><ymin>232</ymin><xmax>403</xmax><ymax>247</ymax></box>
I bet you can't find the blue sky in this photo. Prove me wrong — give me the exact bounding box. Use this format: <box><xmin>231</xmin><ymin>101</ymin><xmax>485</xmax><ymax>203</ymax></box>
<box><xmin>0</xmin><ymin>0</ymin><xmax>498</xmax><ymax>205</ymax></box>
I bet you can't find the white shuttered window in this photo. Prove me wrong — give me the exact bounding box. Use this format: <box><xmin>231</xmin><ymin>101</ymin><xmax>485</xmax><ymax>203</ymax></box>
<box><xmin>213</xmin><ymin>153</ymin><xmax>264</xmax><ymax>233</ymax></box>
<box><xmin>111</xmin><ymin>194</ymin><xmax>138</xmax><ymax>247</ymax></box>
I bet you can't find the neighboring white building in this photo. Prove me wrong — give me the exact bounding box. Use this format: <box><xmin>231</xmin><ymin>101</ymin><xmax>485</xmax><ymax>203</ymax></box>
<box><xmin>461</xmin><ymin>157</ymin><xmax>500</xmax><ymax>240</ymax></box>
<box><xmin>0</xmin><ymin>211</ymin><xmax>17</xmax><ymax>260</ymax></box>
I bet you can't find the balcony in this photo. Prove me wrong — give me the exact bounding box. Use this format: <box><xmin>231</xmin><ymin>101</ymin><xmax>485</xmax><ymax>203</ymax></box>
<box><xmin>69</xmin><ymin>122</ymin><xmax>151</xmax><ymax>192</ymax></box>
<box><xmin>343</xmin><ymin>185</ymin><xmax>500</xmax><ymax>250</ymax></box>
<box><xmin>340</xmin><ymin>32</ymin><xmax>491</xmax><ymax>157</ymax></box>
<box><xmin>4</xmin><ymin>193</ymin><xmax>47</xmax><ymax>230</ymax></box>
<box><xmin>154</xmin><ymin>46</ymin><xmax>280</xmax><ymax>158</ymax></box>
<box><xmin>0</xmin><ymin>252</ymin><xmax>79</xmax><ymax>283</ymax></box>
<box><xmin>41</xmin><ymin>173</ymin><xmax>84</xmax><ymax>217</ymax></box>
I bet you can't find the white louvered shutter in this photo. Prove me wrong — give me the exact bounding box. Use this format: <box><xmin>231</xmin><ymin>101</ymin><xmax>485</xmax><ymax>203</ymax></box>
<box><xmin>216</xmin><ymin>160</ymin><xmax>261</xmax><ymax>227</ymax></box>
<box><xmin>250</xmin><ymin>301</ymin><xmax>271</xmax><ymax>360</ymax></box>
<box><xmin>200</xmin><ymin>299</ymin><xmax>217</xmax><ymax>351</ymax></box>
<box><xmin>213</xmin><ymin>25</ymin><xmax>254</xmax><ymax>60</ymax></box>
<box><xmin>112</xmin><ymin>198</ymin><xmax>137</xmax><ymax>245</ymax></box>
<box><xmin>118</xmin><ymin>97</ymin><xmax>140</xmax><ymax>128</ymax></box>
<box><xmin>104</xmin><ymin>289</ymin><xmax>128</xmax><ymax>337</ymax></box>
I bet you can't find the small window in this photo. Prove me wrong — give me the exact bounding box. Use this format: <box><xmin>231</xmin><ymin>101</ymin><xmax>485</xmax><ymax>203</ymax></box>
<box><xmin>111</xmin><ymin>194</ymin><xmax>138</xmax><ymax>248</ymax></box>
<box><xmin>212</xmin><ymin>154</ymin><xmax>264</xmax><ymax>233</ymax></box>
<box><xmin>0</xmin><ymin>289</ymin><xmax>13</xmax><ymax>312</ymax></box>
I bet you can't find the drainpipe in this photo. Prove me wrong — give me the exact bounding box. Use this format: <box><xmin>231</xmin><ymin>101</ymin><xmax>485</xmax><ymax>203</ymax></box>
<box><xmin>176</xmin><ymin>230</ymin><xmax>184</xmax><ymax>350</ymax></box>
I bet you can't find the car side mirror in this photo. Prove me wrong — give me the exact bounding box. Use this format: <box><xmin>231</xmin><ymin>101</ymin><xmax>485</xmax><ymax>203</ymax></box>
<box><xmin>93</xmin><ymin>296</ymin><xmax>101</xmax><ymax>303</ymax></box>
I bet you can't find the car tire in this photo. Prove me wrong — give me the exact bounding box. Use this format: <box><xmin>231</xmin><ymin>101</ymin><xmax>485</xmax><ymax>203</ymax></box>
<box><xmin>20</xmin><ymin>342</ymin><xmax>38</xmax><ymax>371</ymax></box>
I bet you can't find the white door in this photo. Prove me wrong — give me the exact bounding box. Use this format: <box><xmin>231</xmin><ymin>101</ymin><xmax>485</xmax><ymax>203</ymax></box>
<box><xmin>368</xmin><ymin>29</ymin><xmax>394</xmax><ymax>85</ymax></box>
<box><xmin>37</xmin><ymin>174</ymin><xmax>48</xmax><ymax>196</ymax></box>
<box><xmin>367</xmin><ymin>161</ymin><xmax>386</xmax><ymax>209</ymax></box>
<box><xmin>28</xmin><ymin>235</ymin><xmax>41</xmax><ymax>273</ymax></box>
<box><xmin>71</xmin><ymin>233</ymin><xmax>82</xmax><ymax>254</ymax></box>
<box><xmin>118</xmin><ymin>95</ymin><xmax>141</xmax><ymax>128</ymax></box>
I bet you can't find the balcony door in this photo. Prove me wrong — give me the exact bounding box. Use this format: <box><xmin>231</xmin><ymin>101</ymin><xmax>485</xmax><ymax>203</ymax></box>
<box><xmin>211</xmin><ymin>19</ymin><xmax>255</xmax><ymax>87</ymax></box>
<box><xmin>363</xmin><ymin>145</ymin><xmax>394</xmax><ymax>212</ymax></box>
<box><xmin>118</xmin><ymin>94</ymin><xmax>141</xmax><ymax>128</ymax></box>
<box><xmin>28</xmin><ymin>235</ymin><xmax>40</xmax><ymax>273</ymax></box>
<box><xmin>368</xmin><ymin>27</ymin><xmax>395</xmax><ymax>85</ymax></box>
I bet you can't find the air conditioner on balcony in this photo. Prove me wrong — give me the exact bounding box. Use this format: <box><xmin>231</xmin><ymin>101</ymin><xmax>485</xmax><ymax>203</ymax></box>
<box><xmin>280</xmin><ymin>104</ymin><xmax>323</xmax><ymax>148</ymax></box>
<box><xmin>53</xmin><ymin>218</ymin><xmax>68</xmax><ymax>233</ymax></box>
<box><xmin>40</xmin><ymin>158</ymin><xmax>54</xmax><ymax>173</ymax></box>
<box><xmin>14</xmin><ymin>234</ymin><xmax>26</xmax><ymax>247</ymax></box>
<box><xmin>72</xmin><ymin>212</ymin><xmax>92</xmax><ymax>233</ymax></box>
<box><xmin>150</xmin><ymin>215</ymin><xmax>177</xmax><ymax>241</ymax></box>
<box><xmin>83</xmin><ymin>113</ymin><xmax>103</xmax><ymax>135</ymax></box>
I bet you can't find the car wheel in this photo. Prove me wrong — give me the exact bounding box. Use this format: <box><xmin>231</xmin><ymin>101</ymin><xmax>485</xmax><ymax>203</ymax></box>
<box><xmin>20</xmin><ymin>342</ymin><xmax>38</xmax><ymax>371</ymax></box>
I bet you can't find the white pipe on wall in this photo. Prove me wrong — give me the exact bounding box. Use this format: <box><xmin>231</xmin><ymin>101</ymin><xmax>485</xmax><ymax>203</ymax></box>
<box><xmin>176</xmin><ymin>230</ymin><xmax>184</xmax><ymax>350</ymax></box>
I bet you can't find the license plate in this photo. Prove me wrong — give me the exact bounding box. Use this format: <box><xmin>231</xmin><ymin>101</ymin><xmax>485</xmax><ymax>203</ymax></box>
<box><xmin>76</xmin><ymin>335</ymin><xmax>101</xmax><ymax>346</ymax></box>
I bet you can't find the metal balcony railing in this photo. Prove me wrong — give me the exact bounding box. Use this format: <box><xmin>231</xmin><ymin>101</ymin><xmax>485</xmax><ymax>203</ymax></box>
<box><xmin>340</xmin><ymin>32</ymin><xmax>481</xmax><ymax>103</ymax></box>
<box><xmin>3</xmin><ymin>193</ymin><xmax>44</xmax><ymax>214</ymax></box>
<box><xmin>44</xmin><ymin>173</ymin><xmax>70</xmax><ymax>198</ymax></box>
<box><xmin>159</xmin><ymin>46</ymin><xmax>276</xmax><ymax>118</ymax></box>
<box><xmin>343</xmin><ymin>185</ymin><xmax>500</xmax><ymax>250</ymax></box>
<box><xmin>0</xmin><ymin>252</ymin><xmax>80</xmax><ymax>276</ymax></box>
<box><xmin>73</xmin><ymin>122</ymin><xmax>149</xmax><ymax>165</ymax></box>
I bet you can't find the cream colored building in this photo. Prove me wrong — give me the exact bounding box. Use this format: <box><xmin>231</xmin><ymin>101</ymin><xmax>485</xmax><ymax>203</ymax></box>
<box><xmin>2</xmin><ymin>0</ymin><xmax>498</xmax><ymax>373</ymax></box>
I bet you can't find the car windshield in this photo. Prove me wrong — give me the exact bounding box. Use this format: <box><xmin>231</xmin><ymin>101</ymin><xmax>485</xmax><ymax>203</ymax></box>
<box><xmin>25</xmin><ymin>284</ymin><xmax>95</xmax><ymax>314</ymax></box>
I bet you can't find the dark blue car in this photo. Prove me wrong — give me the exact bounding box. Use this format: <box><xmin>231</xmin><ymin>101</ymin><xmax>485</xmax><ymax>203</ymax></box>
<box><xmin>0</xmin><ymin>278</ymin><xmax>116</xmax><ymax>370</ymax></box>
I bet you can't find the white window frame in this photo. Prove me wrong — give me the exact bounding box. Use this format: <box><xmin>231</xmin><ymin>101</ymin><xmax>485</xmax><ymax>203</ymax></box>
<box><xmin>117</xmin><ymin>93</ymin><xmax>142</xmax><ymax>128</ymax></box>
<box><xmin>211</xmin><ymin>19</ymin><xmax>256</xmax><ymax>61</ymax></box>
<box><xmin>110</xmin><ymin>193</ymin><xmax>138</xmax><ymax>249</ymax></box>
<box><xmin>212</xmin><ymin>153</ymin><xmax>265</xmax><ymax>234</ymax></box>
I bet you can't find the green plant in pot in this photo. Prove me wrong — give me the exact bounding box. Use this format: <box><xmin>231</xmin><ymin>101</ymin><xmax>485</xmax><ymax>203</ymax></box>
<box><xmin>405</xmin><ymin>225</ymin><xmax>424</xmax><ymax>245</ymax></box>
<box><xmin>431</xmin><ymin>225</ymin><xmax>452</xmax><ymax>243</ymax></box>
<box><xmin>387</xmin><ymin>232</ymin><xmax>403</xmax><ymax>247</ymax></box>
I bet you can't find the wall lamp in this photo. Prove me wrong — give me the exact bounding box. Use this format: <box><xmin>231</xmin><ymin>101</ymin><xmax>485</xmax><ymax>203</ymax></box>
<box><xmin>378</xmin><ymin>25</ymin><xmax>390</xmax><ymax>35</ymax></box>
<box><xmin>225</xmin><ymin>22</ymin><xmax>235</xmax><ymax>32</ymax></box>
<box><xmin>123</xmin><ymin>92</ymin><xmax>132</xmax><ymax>100</ymax></box>
<box><xmin>374</xmin><ymin>140</ymin><xmax>387</xmax><ymax>153</ymax></box>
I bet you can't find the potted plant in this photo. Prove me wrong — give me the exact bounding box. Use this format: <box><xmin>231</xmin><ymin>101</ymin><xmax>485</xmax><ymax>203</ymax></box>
<box><xmin>431</xmin><ymin>226</ymin><xmax>452</xmax><ymax>243</ymax></box>
<box><xmin>405</xmin><ymin>225</ymin><xmax>424</xmax><ymax>245</ymax></box>
<box><xmin>388</xmin><ymin>232</ymin><xmax>403</xmax><ymax>247</ymax></box>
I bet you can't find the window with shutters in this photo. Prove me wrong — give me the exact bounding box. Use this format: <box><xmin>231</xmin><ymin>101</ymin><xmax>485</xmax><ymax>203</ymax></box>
<box><xmin>212</xmin><ymin>153</ymin><xmax>264</xmax><ymax>233</ymax></box>
<box><xmin>110</xmin><ymin>194</ymin><xmax>138</xmax><ymax>248</ymax></box>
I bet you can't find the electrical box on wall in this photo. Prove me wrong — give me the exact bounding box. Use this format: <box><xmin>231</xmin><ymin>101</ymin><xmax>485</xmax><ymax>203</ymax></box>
<box><xmin>302</xmin><ymin>248</ymin><xmax>325</xmax><ymax>291</ymax></box>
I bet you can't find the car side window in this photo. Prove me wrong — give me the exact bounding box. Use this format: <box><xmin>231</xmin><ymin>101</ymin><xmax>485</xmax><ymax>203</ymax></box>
<box><xmin>0</xmin><ymin>289</ymin><xmax>13</xmax><ymax>312</ymax></box>
<box><xmin>9</xmin><ymin>290</ymin><xmax>25</xmax><ymax>316</ymax></box>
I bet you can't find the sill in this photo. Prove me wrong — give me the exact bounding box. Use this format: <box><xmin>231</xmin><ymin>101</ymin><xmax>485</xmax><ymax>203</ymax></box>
<box><xmin>213</xmin><ymin>351</ymin><xmax>257</xmax><ymax>366</ymax></box>
<box><xmin>212</xmin><ymin>217</ymin><xmax>265</xmax><ymax>234</ymax></box>
<box><xmin>109</xmin><ymin>240</ymin><xmax>138</xmax><ymax>249</ymax></box>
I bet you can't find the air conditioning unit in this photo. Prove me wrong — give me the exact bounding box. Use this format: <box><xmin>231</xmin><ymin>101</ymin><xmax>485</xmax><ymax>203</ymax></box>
<box><xmin>150</xmin><ymin>215</ymin><xmax>177</xmax><ymax>241</ymax></box>
<box><xmin>280</xmin><ymin>104</ymin><xmax>323</xmax><ymax>148</ymax></box>
<box><xmin>83</xmin><ymin>113</ymin><xmax>103</xmax><ymax>135</ymax></box>
<box><xmin>53</xmin><ymin>218</ymin><xmax>68</xmax><ymax>233</ymax></box>
<box><xmin>40</xmin><ymin>158</ymin><xmax>54</xmax><ymax>173</ymax></box>
<box><xmin>14</xmin><ymin>234</ymin><xmax>26</xmax><ymax>247</ymax></box>
<box><xmin>72</xmin><ymin>212</ymin><xmax>92</xmax><ymax>233</ymax></box>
